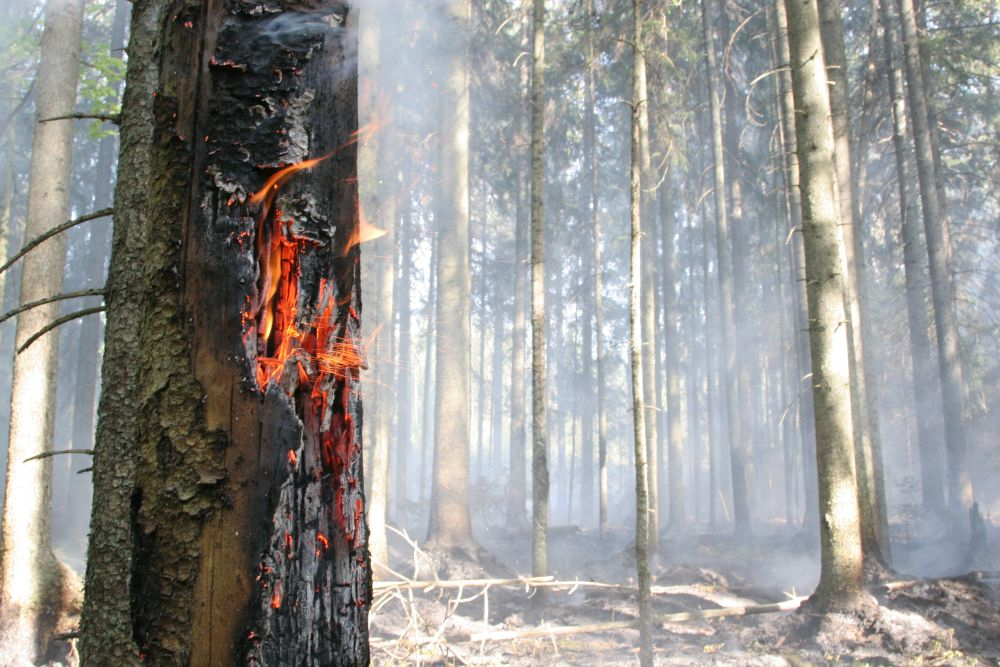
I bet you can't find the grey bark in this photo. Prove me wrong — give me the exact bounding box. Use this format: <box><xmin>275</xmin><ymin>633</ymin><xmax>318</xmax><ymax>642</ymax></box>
<box><xmin>630</xmin><ymin>4</ymin><xmax>653</xmax><ymax>663</ymax></box>
<box><xmin>0</xmin><ymin>0</ymin><xmax>85</xmax><ymax>659</ymax></box>
<box><xmin>530</xmin><ymin>0</ymin><xmax>550</xmax><ymax>583</ymax></box>
<box><xmin>783</xmin><ymin>0</ymin><xmax>865</xmax><ymax>609</ymax></box>
<box><xmin>817</xmin><ymin>0</ymin><xmax>891</xmax><ymax>569</ymax></box>
<box><xmin>427</xmin><ymin>0</ymin><xmax>475</xmax><ymax>549</ymax></box>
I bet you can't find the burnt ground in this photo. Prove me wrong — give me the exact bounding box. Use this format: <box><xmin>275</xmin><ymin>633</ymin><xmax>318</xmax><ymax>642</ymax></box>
<box><xmin>369</xmin><ymin>521</ymin><xmax>1000</xmax><ymax>665</ymax></box>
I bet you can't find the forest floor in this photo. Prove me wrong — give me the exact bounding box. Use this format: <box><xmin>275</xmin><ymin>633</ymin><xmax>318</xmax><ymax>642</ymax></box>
<box><xmin>368</xmin><ymin>519</ymin><xmax>1000</xmax><ymax>666</ymax></box>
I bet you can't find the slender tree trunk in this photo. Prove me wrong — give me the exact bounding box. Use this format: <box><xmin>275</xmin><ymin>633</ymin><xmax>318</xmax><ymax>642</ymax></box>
<box><xmin>878</xmin><ymin>0</ymin><xmax>946</xmax><ymax>518</ymax></box>
<box><xmin>784</xmin><ymin>0</ymin><xmax>865</xmax><ymax>610</ymax></box>
<box><xmin>420</xmin><ymin>232</ymin><xmax>437</xmax><ymax>505</ymax></box>
<box><xmin>817</xmin><ymin>0</ymin><xmax>891</xmax><ymax>569</ymax></box>
<box><xmin>895</xmin><ymin>0</ymin><xmax>971</xmax><ymax>520</ymax></box>
<box><xmin>584</xmin><ymin>0</ymin><xmax>610</xmax><ymax>538</ymax></box>
<box><xmin>507</xmin><ymin>167</ymin><xmax>529</xmax><ymax>531</ymax></box>
<box><xmin>428</xmin><ymin>0</ymin><xmax>475</xmax><ymax>550</ymax></box>
<box><xmin>0</xmin><ymin>127</ymin><xmax>15</xmax><ymax>361</ymax></box>
<box><xmin>719</xmin><ymin>1</ymin><xmax>754</xmax><ymax>536</ymax></box>
<box><xmin>630</xmin><ymin>4</ymin><xmax>654</xmax><ymax>663</ymax></box>
<box><xmin>506</xmin><ymin>0</ymin><xmax>531</xmax><ymax>532</ymax></box>
<box><xmin>634</xmin><ymin>4</ymin><xmax>660</xmax><ymax>553</ymax></box>
<box><xmin>773</xmin><ymin>0</ymin><xmax>818</xmax><ymax>531</ymax></box>
<box><xmin>660</xmin><ymin>182</ymin><xmax>686</xmax><ymax>531</ymax></box>
<box><xmin>489</xmin><ymin>266</ymin><xmax>506</xmax><ymax>473</ymax></box>
<box><xmin>0</xmin><ymin>0</ymin><xmax>85</xmax><ymax>660</ymax></box>
<box><xmin>396</xmin><ymin>202</ymin><xmax>414</xmax><ymax>512</ymax></box>
<box><xmin>701</xmin><ymin>0</ymin><xmax>747</xmax><ymax>536</ymax></box>
<box><xmin>361</xmin><ymin>0</ymin><xmax>398</xmax><ymax>571</ymax></box>
<box><xmin>530</xmin><ymin>0</ymin><xmax>550</xmax><ymax>584</ymax></box>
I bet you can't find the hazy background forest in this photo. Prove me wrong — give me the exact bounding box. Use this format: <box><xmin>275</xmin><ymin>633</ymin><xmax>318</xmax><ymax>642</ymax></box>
<box><xmin>0</xmin><ymin>0</ymin><xmax>998</xmax><ymax>662</ymax></box>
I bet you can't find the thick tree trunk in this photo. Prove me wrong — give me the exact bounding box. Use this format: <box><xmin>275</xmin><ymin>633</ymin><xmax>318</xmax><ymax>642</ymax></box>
<box><xmin>629</xmin><ymin>4</ymin><xmax>653</xmax><ymax>663</ymax></box>
<box><xmin>529</xmin><ymin>0</ymin><xmax>550</xmax><ymax>583</ymax></box>
<box><xmin>82</xmin><ymin>2</ymin><xmax>370</xmax><ymax>664</ymax></box>
<box><xmin>878</xmin><ymin>0</ymin><xmax>945</xmax><ymax>519</ymax></box>
<box><xmin>427</xmin><ymin>0</ymin><xmax>475</xmax><ymax>550</ymax></box>
<box><xmin>817</xmin><ymin>0</ymin><xmax>891</xmax><ymax>570</ymax></box>
<box><xmin>895</xmin><ymin>0</ymin><xmax>971</xmax><ymax>521</ymax></box>
<box><xmin>0</xmin><ymin>0</ymin><xmax>85</xmax><ymax>660</ymax></box>
<box><xmin>783</xmin><ymin>0</ymin><xmax>865</xmax><ymax>610</ymax></box>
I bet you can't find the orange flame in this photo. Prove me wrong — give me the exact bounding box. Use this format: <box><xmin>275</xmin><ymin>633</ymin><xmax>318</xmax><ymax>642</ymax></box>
<box><xmin>247</xmin><ymin>123</ymin><xmax>386</xmax><ymax>393</ymax></box>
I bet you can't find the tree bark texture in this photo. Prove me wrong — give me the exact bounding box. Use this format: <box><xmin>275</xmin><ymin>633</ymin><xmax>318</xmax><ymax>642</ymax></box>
<box><xmin>81</xmin><ymin>1</ymin><xmax>370</xmax><ymax>664</ymax></box>
<box><xmin>529</xmin><ymin>0</ymin><xmax>550</xmax><ymax>581</ymax></box>
<box><xmin>428</xmin><ymin>0</ymin><xmax>475</xmax><ymax>550</ymax></box>
<box><xmin>0</xmin><ymin>0</ymin><xmax>85</xmax><ymax>660</ymax></box>
<box><xmin>783</xmin><ymin>0</ymin><xmax>865</xmax><ymax>609</ymax></box>
<box><xmin>630</xmin><ymin>3</ymin><xmax>653</xmax><ymax>664</ymax></box>
<box><xmin>817</xmin><ymin>0</ymin><xmax>891</xmax><ymax>569</ymax></box>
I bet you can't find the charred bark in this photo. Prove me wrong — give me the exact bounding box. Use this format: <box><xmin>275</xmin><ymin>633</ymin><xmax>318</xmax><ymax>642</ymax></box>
<box><xmin>83</xmin><ymin>1</ymin><xmax>370</xmax><ymax>664</ymax></box>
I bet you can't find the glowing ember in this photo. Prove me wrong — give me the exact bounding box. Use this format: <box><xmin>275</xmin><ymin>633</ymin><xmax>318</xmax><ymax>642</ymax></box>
<box><xmin>287</xmin><ymin>450</ymin><xmax>298</xmax><ymax>466</ymax></box>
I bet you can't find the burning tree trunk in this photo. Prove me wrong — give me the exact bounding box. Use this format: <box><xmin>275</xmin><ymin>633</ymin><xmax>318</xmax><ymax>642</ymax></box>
<box><xmin>81</xmin><ymin>1</ymin><xmax>371</xmax><ymax>663</ymax></box>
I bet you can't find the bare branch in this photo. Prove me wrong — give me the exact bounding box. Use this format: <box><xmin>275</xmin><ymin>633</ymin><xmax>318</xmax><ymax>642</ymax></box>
<box><xmin>23</xmin><ymin>449</ymin><xmax>94</xmax><ymax>463</ymax></box>
<box><xmin>0</xmin><ymin>208</ymin><xmax>113</xmax><ymax>277</ymax></box>
<box><xmin>17</xmin><ymin>306</ymin><xmax>105</xmax><ymax>353</ymax></box>
<box><xmin>38</xmin><ymin>112</ymin><xmax>120</xmax><ymax>125</ymax></box>
<box><xmin>0</xmin><ymin>288</ymin><xmax>105</xmax><ymax>325</ymax></box>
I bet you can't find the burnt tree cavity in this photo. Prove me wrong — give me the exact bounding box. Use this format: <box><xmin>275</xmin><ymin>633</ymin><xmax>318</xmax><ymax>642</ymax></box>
<box><xmin>117</xmin><ymin>0</ymin><xmax>369</xmax><ymax>664</ymax></box>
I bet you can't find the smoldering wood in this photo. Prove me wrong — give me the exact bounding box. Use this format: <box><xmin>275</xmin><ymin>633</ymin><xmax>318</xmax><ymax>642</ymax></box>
<box><xmin>82</xmin><ymin>0</ymin><xmax>369</xmax><ymax>663</ymax></box>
